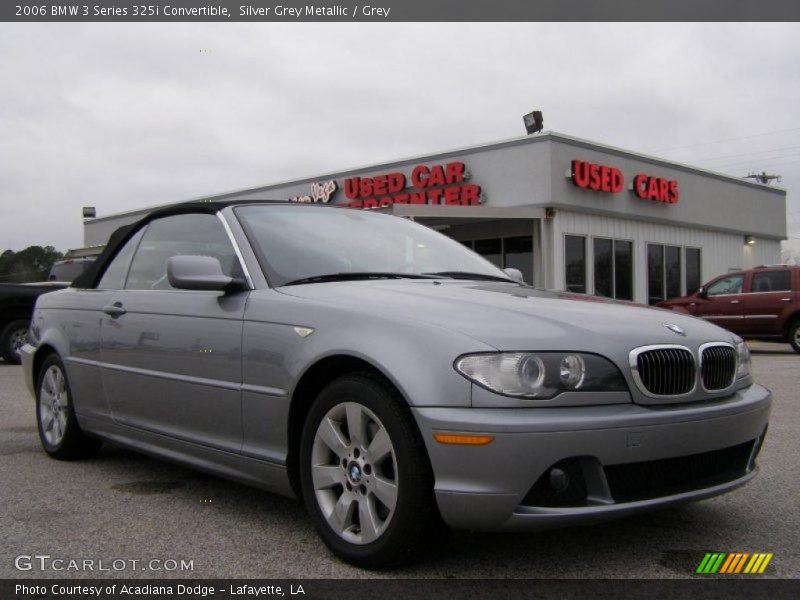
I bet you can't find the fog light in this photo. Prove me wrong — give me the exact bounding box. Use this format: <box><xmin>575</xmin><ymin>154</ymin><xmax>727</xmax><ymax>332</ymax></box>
<box><xmin>559</xmin><ymin>354</ymin><xmax>585</xmax><ymax>389</ymax></box>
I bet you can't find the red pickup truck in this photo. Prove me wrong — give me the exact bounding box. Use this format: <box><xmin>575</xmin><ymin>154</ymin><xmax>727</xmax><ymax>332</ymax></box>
<box><xmin>658</xmin><ymin>264</ymin><xmax>800</xmax><ymax>353</ymax></box>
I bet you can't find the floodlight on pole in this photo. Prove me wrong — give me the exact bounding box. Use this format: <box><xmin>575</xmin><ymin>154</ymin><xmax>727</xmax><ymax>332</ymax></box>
<box><xmin>523</xmin><ymin>110</ymin><xmax>544</xmax><ymax>135</ymax></box>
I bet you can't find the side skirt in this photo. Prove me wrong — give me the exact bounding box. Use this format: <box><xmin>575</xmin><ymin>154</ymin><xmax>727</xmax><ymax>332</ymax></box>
<box><xmin>78</xmin><ymin>414</ymin><xmax>296</xmax><ymax>499</ymax></box>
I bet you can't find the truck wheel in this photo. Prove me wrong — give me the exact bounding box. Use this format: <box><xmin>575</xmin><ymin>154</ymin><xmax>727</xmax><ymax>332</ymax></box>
<box><xmin>36</xmin><ymin>354</ymin><xmax>102</xmax><ymax>460</ymax></box>
<box><xmin>299</xmin><ymin>373</ymin><xmax>444</xmax><ymax>568</ymax></box>
<box><xmin>1</xmin><ymin>319</ymin><xmax>30</xmax><ymax>364</ymax></box>
<box><xmin>790</xmin><ymin>320</ymin><xmax>800</xmax><ymax>354</ymax></box>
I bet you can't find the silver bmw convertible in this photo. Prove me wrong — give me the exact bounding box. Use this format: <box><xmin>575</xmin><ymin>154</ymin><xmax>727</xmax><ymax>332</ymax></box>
<box><xmin>22</xmin><ymin>201</ymin><xmax>771</xmax><ymax>567</ymax></box>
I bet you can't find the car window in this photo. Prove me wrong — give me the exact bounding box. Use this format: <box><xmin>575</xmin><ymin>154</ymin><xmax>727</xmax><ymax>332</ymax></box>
<box><xmin>96</xmin><ymin>228</ymin><xmax>145</xmax><ymax>290</ymax></box>
<box><xmin>706</xmin><ymin>274</ymin><xmax>744</xmax><ymax>296</ymax></box>
<box><xmin>751</xmin><ymin>271</ymin><xmax>791</xmax><ymax>293</ymax></box>
<box><xmin>125</xmin><ymin>214</ymin><xmax>241</xmax><ymax>291</ymax></box>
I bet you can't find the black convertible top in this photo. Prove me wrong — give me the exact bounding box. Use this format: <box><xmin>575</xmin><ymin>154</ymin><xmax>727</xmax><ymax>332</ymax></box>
<box><xmin>71</xmin><ymin>199</ymin><xmax>286</xmax><ymax>289</ymax></box>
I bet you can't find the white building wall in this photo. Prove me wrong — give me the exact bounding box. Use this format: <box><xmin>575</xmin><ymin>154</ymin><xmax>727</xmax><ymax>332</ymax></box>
<box><xmin>550</xmin><ymin>210</ymin><xmax>782</xmax><ymax>304</ymax></box>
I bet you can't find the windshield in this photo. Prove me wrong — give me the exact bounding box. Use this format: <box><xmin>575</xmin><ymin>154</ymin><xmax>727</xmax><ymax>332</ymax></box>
<box><xmin>234</xmin><ymin>205</ymin><xmax>511</xmax><ymax>287</ymax></box>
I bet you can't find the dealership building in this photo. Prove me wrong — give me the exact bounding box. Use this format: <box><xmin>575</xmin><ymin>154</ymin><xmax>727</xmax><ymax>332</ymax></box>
<box><xmin>83</xmin><ymin>131</ymin><xmax>788</xmax><ymax>305</ymax></box>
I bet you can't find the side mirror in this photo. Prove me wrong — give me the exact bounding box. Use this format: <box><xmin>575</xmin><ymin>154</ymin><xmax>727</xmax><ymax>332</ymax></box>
<box><xmin>698</xmin><ymin>286</ymin><xmax>707</xmax><ymax>299</ymax></box>
<box><xmin>503</xmin><ymin>267</ymin><xmax>525</xmax><ymax>284</ymax></box>
<box><xmin>167</xmin><ymin>256</ymin><xmax>247</xmax><ymax>293</ymax></box>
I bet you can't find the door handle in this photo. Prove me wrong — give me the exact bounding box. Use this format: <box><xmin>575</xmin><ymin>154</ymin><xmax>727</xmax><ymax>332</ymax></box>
<box><xmin>730</xmin><ymin>300</ymin><xmax>741</xmax><ymax>304</ymax></box>
<box><xmin>781</xmin><ymin>298</ymin><xmax>792</xmax><ymax>302</ymax></box>
<box><xmin>103</xmin><ymin>302</ymin><xmax>127</xmax><ymax>317</ymax></box>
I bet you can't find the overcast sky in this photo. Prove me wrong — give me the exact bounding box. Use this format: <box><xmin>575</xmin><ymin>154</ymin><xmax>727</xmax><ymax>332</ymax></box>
<box><xmin>1</xmin><ymin>22</ymin><xmax>798</xmax><ymax>253</ymax></box>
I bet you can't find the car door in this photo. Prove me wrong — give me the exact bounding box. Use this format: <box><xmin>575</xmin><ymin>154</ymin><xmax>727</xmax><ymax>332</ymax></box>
<box><xmin>692</xmin><ymin>273</ymin><xmax>745</xmax><ymax>333</ymax></box>
<box><xmin>99</xmin><ymin>212</ymin><xmax>248</xmax><ymax>453</ymax></box>
<box><xmin>742</xmin><ymin>269</ymin><xmax>793</xmax><ymax>336</ymax></box>
<box><xmin>64</xmin><ymin>227</ymin><xmax>147</xmax><ymax>421</ymax></box>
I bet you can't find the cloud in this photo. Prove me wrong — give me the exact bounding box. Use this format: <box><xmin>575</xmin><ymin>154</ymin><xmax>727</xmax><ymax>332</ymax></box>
<box><xmin>0</xmin><ymin>22</ymin><xmax>798</xmax><ymax>252</ymax></box>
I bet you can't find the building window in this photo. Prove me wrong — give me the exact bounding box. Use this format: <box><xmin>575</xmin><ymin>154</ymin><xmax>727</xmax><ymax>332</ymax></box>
<box><xmin>685</xmin><ymin>247</ymin><xmax>702</xmax><ymax>295</ymax></box>
<box><xmin>665</xmin><ymin>245</ymin><xmax>682</xmax><ymax>300</ymax></box>
<box><xmin>593</xmin><ymin>237</ymin><xmax>633</xmax><ymax>301</ymax></box>
<box><xmin>647</xmin><ymin>244</ymin><xmax>665</xmax><ymax>305</ymax></box>
<box><xmin>614</xmin><ymin>240</ymin><xmax>633</xmax><ymax>301</ymax></box>
<box><xmin>593</xmin><ymin>238</ymin><xmax>613</xmax><ymax>298</ymax></box>
<box><xmin>461</xmin><ymin>236</ymin><xmax>534</xmax><ymax>284</ymax></box>
<box><xmin>504</xmin><ymin>236</ymin><xmax>533</xmax><ymax>285</ymax></box>
<box><xmin>474</xmin><ymin>238</ymin><xmax>502</xmax><ymax>268</ymax></box>
<box><xmin>565</xmin><ymin>235</ymin><xmax>587</xmax><ymax>294</ymax></box>
<box><xmin>647</xmin><ymin>243</ymin><xmax>689</xmax><ymax>304</ymax></box>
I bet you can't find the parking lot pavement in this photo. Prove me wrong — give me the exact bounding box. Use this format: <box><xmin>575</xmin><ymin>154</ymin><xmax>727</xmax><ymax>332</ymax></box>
<box><xmin>1</xmin><ymin>345</ymin><xmax>798</xmax><ymax>580</ymax></box>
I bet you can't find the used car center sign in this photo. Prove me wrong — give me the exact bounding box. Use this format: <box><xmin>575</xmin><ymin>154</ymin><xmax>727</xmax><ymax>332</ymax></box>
<box><xmin>344</xmin><ymin>161</ymin><xmax>482</xmax><ymax>209</ymax></box>
<box><xmin>288</xmin><ymin>161</ymin><xmax>483</xmax><ymax>209</ymax></box>
<box><xmin>570</xmin><ymin>159</ymin><xmax>680</xmax><ymax>204</ymax></box>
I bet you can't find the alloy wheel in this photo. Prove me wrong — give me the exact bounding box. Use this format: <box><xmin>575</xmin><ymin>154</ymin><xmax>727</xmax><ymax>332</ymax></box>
<box><xmin>311</xmin><ymin>401</ymin><xmax>398</xmax><ymax>545</ymax></box>
<box><xmin>39</xmin><ymin>365</ymin><xmax>68</xmax><ymax>447</ymax></box>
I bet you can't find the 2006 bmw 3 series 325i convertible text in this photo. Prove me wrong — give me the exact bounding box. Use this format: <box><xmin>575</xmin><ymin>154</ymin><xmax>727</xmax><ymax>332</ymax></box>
<box><xmin>22</xmin><ymin>201</ymin><xmax>770</xmax><ymax>567</ymax></box>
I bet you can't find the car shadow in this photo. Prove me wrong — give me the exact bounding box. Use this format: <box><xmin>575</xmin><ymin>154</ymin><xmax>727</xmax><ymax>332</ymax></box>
<box><xmin>81</xmin><ymin>443</ymin><xmax>745</xmax><ymax>578</ymax></box>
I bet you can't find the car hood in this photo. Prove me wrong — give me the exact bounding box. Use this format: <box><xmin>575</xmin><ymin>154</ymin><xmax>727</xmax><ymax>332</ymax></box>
<box><xmin>277</xmin><ymin>279</ymin><xmax>736</xmax><ymax>352</ymax></box>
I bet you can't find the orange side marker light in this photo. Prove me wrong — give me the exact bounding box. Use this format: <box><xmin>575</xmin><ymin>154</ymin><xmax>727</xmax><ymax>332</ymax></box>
<box><xmin>434</xmin><ymin>433</ymin><xmax>494</xmax><ymax>446</ymax></box>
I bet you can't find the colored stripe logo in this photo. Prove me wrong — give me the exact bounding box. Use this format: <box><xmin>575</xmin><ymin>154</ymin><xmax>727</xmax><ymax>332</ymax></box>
<box><xmin>696</xmin><ymin>552</ymin><xmax>773</xmax><ymax>574</ymax></box>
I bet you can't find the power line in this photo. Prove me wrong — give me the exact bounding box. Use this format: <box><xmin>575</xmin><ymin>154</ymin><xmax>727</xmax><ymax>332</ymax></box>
<box><xmin>645</xmin><ymin>126</ymin><xmax>800</xmax><ymax>154</ymax></box>
<box><xmin>694</xmin><ymin>145</ymin><xmax>800</xmax><ymax>163</ymax></box>
<box><xmin>712</xmin><ymin>154</ymin><xmax>800</xmax><ymax>170</ymax></box>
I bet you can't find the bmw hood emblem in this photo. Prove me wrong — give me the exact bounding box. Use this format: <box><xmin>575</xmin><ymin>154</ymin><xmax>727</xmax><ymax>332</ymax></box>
<box><xmin>663</xmin><ymin>323</ymin><xmax>686</xmax><ymax>336</ymax></box>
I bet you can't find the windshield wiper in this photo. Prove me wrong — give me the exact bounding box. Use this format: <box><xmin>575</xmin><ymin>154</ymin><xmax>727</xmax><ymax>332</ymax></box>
<box><xmin>282</xmin><ymin>272</ymin><xmax>440</xmax><ymax>286</ymax></box>
<box><xmin>423</xmin><ymin>271</ymin><xmax>517</xmax><ymax>283</ymax></box>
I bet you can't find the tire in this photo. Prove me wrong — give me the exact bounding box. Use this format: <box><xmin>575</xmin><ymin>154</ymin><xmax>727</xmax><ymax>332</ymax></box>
<box><xmin>1</xmin><ymin>319</ymin><xmax>29</xmax><ymax>364</ymax></box>
<box><xmin>35</xmin><ymin>354</ymin><xmax>101</xmax><ymax>460</ymax></box>
<box><xmin>299</xmin><ymin>372</ymin><xmax>444</xmax><ymax>568</ymax></box>
<box><xmin>789</xmin><ymin>319</ymin><xmax>800</xmax><ymax>354</ymax></box>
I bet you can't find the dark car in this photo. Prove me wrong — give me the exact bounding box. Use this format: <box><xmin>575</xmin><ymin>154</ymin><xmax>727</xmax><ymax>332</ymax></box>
<box><xmin>0</xmin><ymin>282</ymin><xmax>68</xmax><ymax>363</ymax></box>
<box><xmin>658</xmin><ymin>265</ymin><xmax>800</xmax><ymax>353</ymax></box>
<box><xmin>48</xmin><ymin>257</ymin><xmax>95</xmax><ymax>282</ymax></box>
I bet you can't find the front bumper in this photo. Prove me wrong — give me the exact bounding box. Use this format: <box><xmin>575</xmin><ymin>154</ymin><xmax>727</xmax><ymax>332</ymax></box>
<box><xmin>412</xmin><ymin>383</ymin><xmax>771</xmax><ymax>531</ymax></box>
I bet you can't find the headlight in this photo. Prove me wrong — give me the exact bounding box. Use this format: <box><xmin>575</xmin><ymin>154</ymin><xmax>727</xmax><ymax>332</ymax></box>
<box><xmin>454</xmin><ymin>352</ymin><xmax>627</xmax><ymax>399</ymax></box>
<box><xmin>736</xmin><ymin>342</ymin><xmax>751</xmax><ymax>378</ymax></box>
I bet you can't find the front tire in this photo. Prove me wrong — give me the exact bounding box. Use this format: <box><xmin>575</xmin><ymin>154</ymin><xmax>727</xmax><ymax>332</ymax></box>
<box><xmin>789</xmin><ymin>319</ymin><xmax>800</xmax><ymax>354</ymax></box>
<box><xmin>299</xmin><ymin>373</ymin><xmax>443</xmax><ymax>568</ymax></box>
<box><xmin>36</xmin><ymin>354</ymin><xmax>101</xmax><ymax>460</ymax></box>
<box><xmin>1</xmin><ymin>319</ymin><xmax>29</xmax><ymax>364</ymax></box>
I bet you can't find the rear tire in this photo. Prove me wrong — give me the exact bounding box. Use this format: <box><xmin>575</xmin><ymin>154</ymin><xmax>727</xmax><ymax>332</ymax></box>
<box><xmin>299</xmin><ymin>372</ymin><xmax>444</xmax><ymax>568</ymax></box>
<box><xmin>1</xmin><ymin>319</ymin><xmax>29</xmax><ymax>364</ymax></box>
<box><xmin>36</xmin><ymin>354</ymin><xmax>101</xmax><ymax>460</ymax></box>
<box><xmin>789</xmin><ymin>319</ymin><xmax>800</xmax><ymax>354</ymax></box>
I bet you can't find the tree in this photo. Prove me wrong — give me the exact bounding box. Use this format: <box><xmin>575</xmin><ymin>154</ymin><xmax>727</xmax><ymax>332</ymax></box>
<box><xmin>0</xmin><ymin>246</ymin><xmax>64</xmax><ymax>283</ymax></box>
